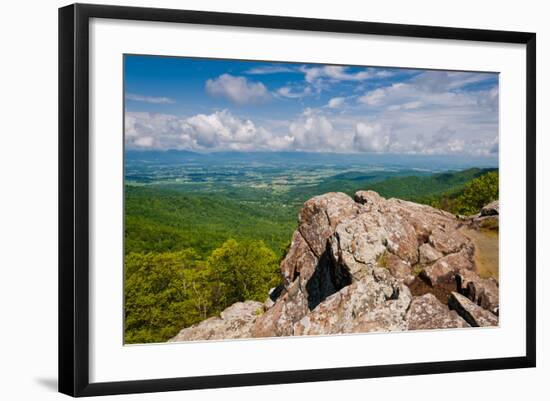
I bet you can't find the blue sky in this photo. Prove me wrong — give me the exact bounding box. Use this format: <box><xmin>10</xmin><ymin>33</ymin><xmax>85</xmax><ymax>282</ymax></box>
<box><xmin>124</xmin><ymin>55</ymin><xmax>499</xmax><ymax>157</ymax></box>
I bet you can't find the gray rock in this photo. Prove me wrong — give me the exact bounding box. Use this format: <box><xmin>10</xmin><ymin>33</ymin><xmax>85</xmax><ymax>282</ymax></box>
<box><xmin>456</xmin><ymin>270</ymin><xmax>499</xmax><ymax>315</ymax></box>
<box><xmin>420</xmin><ymin>249</ymin><xmax>475</xmax><ymax>286</ymax></box>
<box><xmin>429</xmin><ymin>227</ymin><xmax>472</xmax><ymax>255</ymax></box>
<box><xmin>448</xmin><ymin>292</ymin><xmax>499</xmax><ymax>327</ymax></box>
<box><xmin>418</xmin><ymin>243</ymin><xmax>444</xmax><ymax>264</ymax></box>
<box><xmin>385</xmin><ymin>253</ymin><xmax>415</xmax><ymax>285</ymax></box>
<box><xmin>251</xmin><ymin>285</ymin><xmax>309</xmax><ymax>338</ymax></box>
<box><xmin>480</xmin><ymin>200</ymin><xmax>499</xmax><ymax>216</ymax></box>
<box><xmin>169</xmin><ymin>301</ymin><xmax>263</xmax><ymax>342</ymax></box>
<box><xmin>406</xmin><ymin>293</ymin><xmax>469</xmax><ymax>330</ymax></box>
<box><xmin>293</xmin><ymin>274</ymin><xmax>412</xmax><ymax>335</ymax></box>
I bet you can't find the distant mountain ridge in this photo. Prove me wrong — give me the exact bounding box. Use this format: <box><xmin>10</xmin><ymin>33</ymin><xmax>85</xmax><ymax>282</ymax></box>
<box><xmin>295</xmin><ymin>167</ymin><xmax>497</xmax><ymax>201</ymax></box>
<box><xmin>125</xmin><ymin>149</ymin><xmax>498</xmax><ymax>170</ymax></box>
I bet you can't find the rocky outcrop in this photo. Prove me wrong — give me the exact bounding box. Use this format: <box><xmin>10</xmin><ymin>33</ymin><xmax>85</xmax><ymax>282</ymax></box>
<box><xmin>448</xmin><ymin>292</ymin><xmax>499</xmax><ymax>327</ymax></box>
<box><xmin>170</xmin><ymin>192</ymin><xmax>500</xmax><ymax>342</ymax></box>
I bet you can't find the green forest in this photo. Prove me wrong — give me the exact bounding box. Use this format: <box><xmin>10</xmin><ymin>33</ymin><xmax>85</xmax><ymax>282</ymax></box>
<box><xmin>125</xmin><ymin>168</ymin><xmax>499</xmax><ymax>344</ymax></box>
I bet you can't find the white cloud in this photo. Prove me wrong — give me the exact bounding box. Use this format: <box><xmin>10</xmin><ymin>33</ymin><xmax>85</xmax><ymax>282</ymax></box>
<box><xmin>125</xmin><ymin>93</ymin><xmax>175</xmax><ymax>104</ymax></box>
<box><xmin>276</xmin><ymin>86</ymin><xmax>313</xmax><ymax>99</ymax></box>
<box><xmin>413</xmin><ymin>71</ymin><xmax>495</xmax><ymax>92</ymax></box>
<box><xmin>134</xmin><ymin>136</ymin><xmax>154</xmax><ymax>147</ymax></box>
<box><xmin>351</xmin><ymin>70</ymin><xmax>499</xmax><ymax>156</ymax></box>
<box><xmin>353</xmin><ymin>123</ymin><xmax>390</xmax><ymax>153</ymax></box>
<box><xmin>125</xmin><ymin>103</ymin><xmax>498</xmax><ymax>156</ymax></box>
<box><xmin>374</xmin><ymin>70</ymin><xmax>394</xmax><ymax>78</ymax></box>
<box><xmin>125</xmin><ymin>110</ymin><xmax>292</xmax><ymax>151</ymax></box>
<box><xmin>293</xmin><ymin>66</ymin><xmax>391</xmax><ymax>95</ymax></box>
<box><xmin>288</xmin><ymin>109</ymin><xmax>352</xmax><ymax>152</ymax></box>
<box><xmin>300</xmin><ymin>66</ymin><xmax>372</xmax><ymax>83</ymax></box>
<box><xmin>326</xmin><ymin>97</ymin><xmax>346</xmax><ymax>108</ymax></box>
<box><xmin>205</xmin><ymin>74</ymin><xmax>270</xmax><ymax>105</ymax></box>
<box><xmin>358</xmin><ymin>86</ymin><xmax>392</xmax><ymax>106</ymax></box>
<box><xmin>387</xmin><ymin>101</ymin><xmax>423</xmax><ymax>111</ymax></box>
<box><xmin>358</xmin><ymin>72</ymin><xmax>497</xmax><ymax>110</ymax></box>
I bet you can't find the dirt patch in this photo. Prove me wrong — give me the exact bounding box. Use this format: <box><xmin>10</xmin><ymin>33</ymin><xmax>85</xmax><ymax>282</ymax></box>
<box><xmin>409</xmin><ymin>277</ymin><xmax>457</xmax><ymax>306</ymax></box>
<box><xmin>460</xmin><ymin>227</ymin><xmax>499</xmax><ymax>280</ymax></box>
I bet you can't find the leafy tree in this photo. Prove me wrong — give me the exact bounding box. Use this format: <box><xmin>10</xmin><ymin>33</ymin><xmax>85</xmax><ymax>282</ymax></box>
<box><xmin>206</xmin><ymin>239</ymin><xmax>280</xmax><ymax>310</ymax></box>
<box><xmin>124</xmin><ymin>250</ymin><xmax>211</xmax><ymax>344</ymax></box>
<box><xmin>454</xmin><ymin>171</ymin><xmax>499</xmax><ymax>215</ymax></box>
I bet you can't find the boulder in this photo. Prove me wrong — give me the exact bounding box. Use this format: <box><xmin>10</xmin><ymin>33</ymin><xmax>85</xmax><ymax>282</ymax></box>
<box><xmin>406</xmin><ymin>293</ymin><xmax>469</xmax><ymax>330</ymax></box>
<box><xmin>386</xmin><ymin>198</ymin><xmax>457</xmax><ymax>243</ymax></box>
<box><xmin>298</xmin><ymin>192</ymin><xmax>360</xmax><ymax>258</ymax></box>
<box><xmin>280</xmin><ymin>230</ymin><xmax>318</xmax><ymax>286</ymax></box>
<box><xmin>470</xmin><ymin>201</ymin><xmax>499</xmax><ymax>230</ymax></box>
<box><xmin>471</xmin><ymin>215</ymin><xmax>499</xmax><ymax>231</ymax></box>
<box><xmin>169</xmin><ymin>301</ymin><xmax>263</xmax><ymax>342</ymax></box>
<box><xmin>456</xmin><ymin>270</ymin><xmax>499</xmax><ymax>315</ymax></box>
<box><xmin>480</xmin><ymin>200</ymin><xmax>499</xmax><ymax>216</ymax></box>
<box><xmin>420</xmin><ymin>249</ymin><xmax>475</xmax><ymax>286</ymax></box>
<box><xmin>448</xmin><ymin>292</ymin><xmax>499</xmax><ymax>327</ymax></box>
<box><xmin>354</xmin><ymin>190</ymin><xmax>384</xmax><ymax>208</ymax></box>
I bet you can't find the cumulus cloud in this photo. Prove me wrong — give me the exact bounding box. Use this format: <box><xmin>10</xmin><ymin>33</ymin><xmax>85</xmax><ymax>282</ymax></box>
<box><xmin>126</xmin><ymin>103</ymin><xmax>498</xmax><ymax>156</ymax></box>
<box><xmin>288</xmin><ymin>109</ymin><xmax>348</xmax><ymax>151</ymax></box>
<box><xmin>205</xmin><ymin>74</ymin><xmax>270</xmax><ymax>105</ymax></box>
<box><xmin>125</xmin><ymin>110</ymin><xmax>292</xmax><ymax>151</ymax></box>
<box><xmin>125</xmin><ymin>93</ymin><xmax>175</xmax><ymax>104</ymax></box>
<box><xmin>353</xmin><ymin>123</ymin><xmax>390</xmax><ymax>153</ymax></box>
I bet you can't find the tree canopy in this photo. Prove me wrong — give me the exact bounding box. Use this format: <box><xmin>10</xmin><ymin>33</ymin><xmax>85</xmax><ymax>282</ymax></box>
<box><xmin>124</xmin><ymin>239</ymin><xmax>280</xmax><ymax>344</ymax></box>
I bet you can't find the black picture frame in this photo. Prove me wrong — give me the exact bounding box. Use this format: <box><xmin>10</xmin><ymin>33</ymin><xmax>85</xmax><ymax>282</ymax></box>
<box><xmin>59</xmin><ymin>3</ymin><xmax>536</xmax><ymax>397</ymax></box>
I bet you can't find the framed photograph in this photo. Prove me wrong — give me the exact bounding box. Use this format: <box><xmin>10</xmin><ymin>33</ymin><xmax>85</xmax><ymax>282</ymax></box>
<box><xmin>59</xmin><ymin>3</ymin><xmax>536</xmax><ymax>397</ymax></box>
